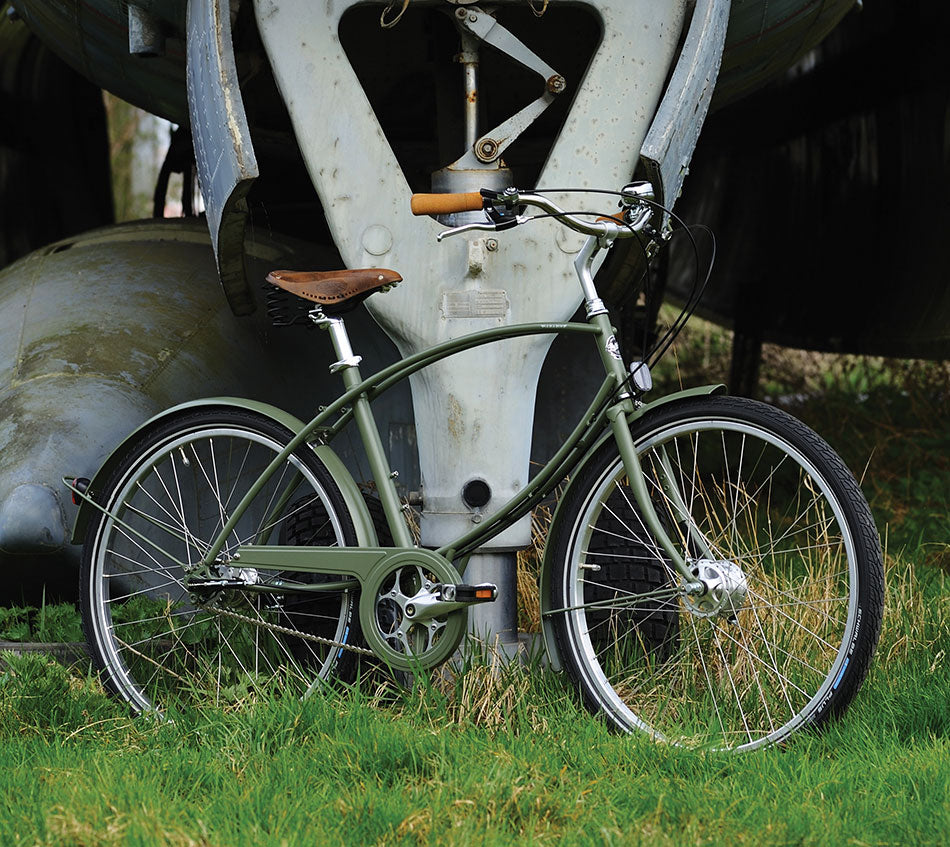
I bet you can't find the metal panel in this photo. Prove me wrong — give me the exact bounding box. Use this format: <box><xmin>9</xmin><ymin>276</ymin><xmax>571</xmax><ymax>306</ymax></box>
<box><xmin>640</xmin><ymin>0</ymin><xmax>731</xmax><ymax>230</ymax></box>
<box><xmin>186</xmin><ymin>0</ymin><xmax>259</xmax><ymax>315</ymax></box>
<box><xmin>0</xmin><ymin>219</ymin><xmax>410</xmax><ymax>568</ymax></box>
<box><xmin>254</xmin><ymin>0</ymin><xmax>688</xmax><ymax>552</ymax></box>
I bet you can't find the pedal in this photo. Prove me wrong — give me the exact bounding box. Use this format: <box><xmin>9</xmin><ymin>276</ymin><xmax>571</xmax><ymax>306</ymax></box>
<box><xmin>447</xmin><ymin>583</ymin><xmax>497</xmax><ymax>604</ymax></box>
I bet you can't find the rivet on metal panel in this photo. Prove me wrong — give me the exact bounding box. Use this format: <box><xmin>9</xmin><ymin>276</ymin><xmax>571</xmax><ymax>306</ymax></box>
<box><xmin>362</xmin><ymin>225</ymin><xmax>393</xmax><ymax>256</ymax></box>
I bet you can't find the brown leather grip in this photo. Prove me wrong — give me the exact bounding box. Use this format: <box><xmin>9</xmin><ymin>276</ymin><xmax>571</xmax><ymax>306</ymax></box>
<box><xmin>411</xmin><ymin>192</ymin><xmax>484</xmax><ymax>216</ymax></box>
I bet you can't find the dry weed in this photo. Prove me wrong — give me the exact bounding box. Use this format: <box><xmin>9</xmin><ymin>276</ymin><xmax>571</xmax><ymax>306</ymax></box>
<box><xmin>516</xmin><ymin>505</ymin><xmax>552</xmax><ymax>634</ymax></box>
<box><xmin>879</xmin><ymin>549</ymin><xmax>949</xmax><ymax>664</ymax></box>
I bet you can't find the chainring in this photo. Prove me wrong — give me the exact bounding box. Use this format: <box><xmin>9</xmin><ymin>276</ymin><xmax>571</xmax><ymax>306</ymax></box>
<box><xmin>358</xmin><ymin>550</ymin><xmax>467</xmax><ymax>672</ymax></box>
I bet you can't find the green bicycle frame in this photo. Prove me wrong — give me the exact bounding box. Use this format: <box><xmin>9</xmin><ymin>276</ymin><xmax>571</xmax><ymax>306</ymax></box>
<box><xmin>204</xmin><ymin>311</ymin><xmax>702</xmax><ymax>587</ymax></box>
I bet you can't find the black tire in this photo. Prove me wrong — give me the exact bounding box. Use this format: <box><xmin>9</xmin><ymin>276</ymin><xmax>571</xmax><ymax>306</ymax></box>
<box><xmin>549</xmin><ymin>395</ymin><xmax>884</xmax><ymax>750</ymax></box>
<box><xmin>80</xmin><ymin>408</ymin><xmax>362</xmax><ymax>714</ymax></box>
<box><xmin>582</xmin><ymin>504</ymin><xmax>680</xmax><ymax>662</ymax></box>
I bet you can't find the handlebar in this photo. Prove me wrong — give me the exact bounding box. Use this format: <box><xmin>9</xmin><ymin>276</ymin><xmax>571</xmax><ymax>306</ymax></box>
<box><xmin>410</xmin><ymin>183</ymin><xmax>656</xmax><ymax>242</ymax></box>
<box><xmin>410</xmin><ymin>192</ymin><xmax>485</xmax><ymax>216</ymax></box>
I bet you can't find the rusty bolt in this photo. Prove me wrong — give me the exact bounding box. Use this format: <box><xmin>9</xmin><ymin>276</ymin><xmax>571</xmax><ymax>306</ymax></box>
<box><xmin>547</xmin><ymin>75</ymin><xmax>567</xmax><ymax>95</ymax></box>
<box><xmin>486</xmin><ymin>238</ymin><xmax>499</xmax><ymax>252</ymax></box>
<box><xmin>456</xmin><ymin>7</ymin><xmax>467</xmax><ymax>18</ymax></box>
<box><xmin>476</xmin><ymin>138</ymin><xmax>499</xmax><ymax>162</ymax></box>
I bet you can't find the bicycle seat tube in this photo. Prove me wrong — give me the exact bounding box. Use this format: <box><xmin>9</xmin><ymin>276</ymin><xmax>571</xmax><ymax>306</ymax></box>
<box><xmin>312</xmin><ymin>309</ymin><xmax>415</xmax><ymax>549</ymax></box>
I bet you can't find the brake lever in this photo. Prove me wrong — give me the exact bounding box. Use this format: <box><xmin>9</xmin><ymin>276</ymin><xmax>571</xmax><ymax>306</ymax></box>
<box><xmin>436</xmin><ymin>221</ymin><xmax>498</xmax><ymax>242</ymax></box>
<box><xmin>625</xmin><ymin>204</ymin><xmax>653</xmax><ymax>233</ymax></box>
<box><xmin>436</xmin><ymin>216</ymin><xmax>525</xmax><ymax>242</ymax></box>
<box><xmin>620</xmin><ymin>181</ymin><xmax>656</xmax><ymax>233</ymax></box>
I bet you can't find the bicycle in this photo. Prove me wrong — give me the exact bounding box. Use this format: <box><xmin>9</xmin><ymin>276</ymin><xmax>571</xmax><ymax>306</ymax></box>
<box><xmin>66</xmin><ymin>183</ymin><xmax>884</xmax><ymax>751</ymax></box>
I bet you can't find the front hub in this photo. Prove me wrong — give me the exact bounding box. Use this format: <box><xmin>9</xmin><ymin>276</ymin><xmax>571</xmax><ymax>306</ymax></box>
<box><xmin>686</xmin><ymin>559</ymin><xmax>749</xmax><ymax>621</ymax></box>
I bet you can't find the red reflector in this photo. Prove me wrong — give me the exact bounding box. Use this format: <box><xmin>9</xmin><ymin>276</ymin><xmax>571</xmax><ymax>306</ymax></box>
<box><xmin>70</xmin><ymin>478</ymin><xmax>90</xmax><ymax>505</ymax></box>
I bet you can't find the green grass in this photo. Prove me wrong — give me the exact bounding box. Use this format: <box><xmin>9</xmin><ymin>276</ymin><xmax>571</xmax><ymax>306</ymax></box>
<box><xmin>2</xmin><ymin>317</ymin><xmax>949</xmax><ymax>845</ymax></box>
<box><xmin>0</xmin><ymin>598</ymin><xmax>82</xmax><ymax>643</ymax></box>
<box><xmin>1</xmin><ymin>622</ymin><xmax>948</xmax><ymax>846</ymax></box>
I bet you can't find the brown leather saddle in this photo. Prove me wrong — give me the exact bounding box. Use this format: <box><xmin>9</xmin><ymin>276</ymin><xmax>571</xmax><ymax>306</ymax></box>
<box><xmin>266</xmin><ymin>268</ymin><xmax>402</xmax><ymax>315</ymax></box>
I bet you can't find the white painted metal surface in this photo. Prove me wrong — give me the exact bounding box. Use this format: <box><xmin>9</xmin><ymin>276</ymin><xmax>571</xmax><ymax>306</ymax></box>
<box><xmin>255</xmin><ymin>0</ymin><xmax>686</xmax><ymax>557</ymax></box>
<box><xmin>188</xmin><ymin>0</ymin><xmax>260</xmax><ymax>316</ymax></box>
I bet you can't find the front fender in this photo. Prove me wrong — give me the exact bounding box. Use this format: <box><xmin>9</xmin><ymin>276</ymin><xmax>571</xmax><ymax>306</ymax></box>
<box><xmin>70</xmin><ymin>397</ymin><xmax>377</xmax><ymax>547</ymax></box>
<box><xmin>539</xmin><ymin>384</ymin><xmax>725</xmax><ymax>672</ymax></box>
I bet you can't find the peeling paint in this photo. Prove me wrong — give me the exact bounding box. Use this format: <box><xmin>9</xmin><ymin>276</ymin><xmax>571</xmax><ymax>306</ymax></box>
<box><xmin>447</xmin><ymin>393</ymin><xmax>464</xmax><ymax>441</ymax></box>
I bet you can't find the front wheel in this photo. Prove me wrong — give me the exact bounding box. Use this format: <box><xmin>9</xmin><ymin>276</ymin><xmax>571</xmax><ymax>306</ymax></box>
<box><xmin>80</xmin><ymin>408</ymin><xmax>364</xmax><ymax>714</ymax></box>
<box><xmin>548</xmin><ymin>396</ymin><xmax>884</xmax><ymax>751</ymax></box>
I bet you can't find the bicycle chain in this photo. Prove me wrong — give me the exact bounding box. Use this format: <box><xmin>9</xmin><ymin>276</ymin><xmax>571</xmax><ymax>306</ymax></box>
<box><xmin>205</xmin><ymin>604</ymin><xmax>376</xmax><ymax>657</ymax></box>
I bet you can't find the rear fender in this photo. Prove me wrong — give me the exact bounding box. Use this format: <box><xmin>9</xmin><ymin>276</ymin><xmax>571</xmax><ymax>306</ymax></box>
<box><xmin>539</xmin><ymin>384</ymin><xmax>725</xmax><ymax>672</ymax></box>
<box><xmin>70</xmin><ymin>398</ymin><xmax>377</xmax><ymax>547</ymax></box>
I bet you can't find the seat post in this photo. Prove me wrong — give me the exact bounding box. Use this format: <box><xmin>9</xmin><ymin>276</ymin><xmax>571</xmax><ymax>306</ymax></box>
<box><xmin>309</xmin><ymin>307</ymin><xmax>362</xmax><ymax>374</ymax></box>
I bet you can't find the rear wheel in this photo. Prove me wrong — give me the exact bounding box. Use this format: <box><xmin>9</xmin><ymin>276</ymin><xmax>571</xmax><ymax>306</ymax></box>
<box><xmin>80</xmin><ymin>408</ymin><xmax>363</xmax><ymax>714</ymax></box>
<box><xmin>549</xmin><ymin>396</ymin><xmax>884</xmax><ymax>750</ymax></box>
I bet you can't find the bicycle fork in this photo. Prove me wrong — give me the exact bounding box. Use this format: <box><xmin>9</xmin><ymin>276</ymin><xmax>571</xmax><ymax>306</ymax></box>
<box><xmin>590</xmin><ymin>337</ymin><xmax>705</xmax><ymax>589</ymax></box>
<box><xmin>580</xmin><ymin>236</ymin><xmax>706</xmax><ymax>594</ymax></box>
<box><xmin>607</xmin><ymin>406</ymin><xmax>707</xmax><ymax>592</ymax></box>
